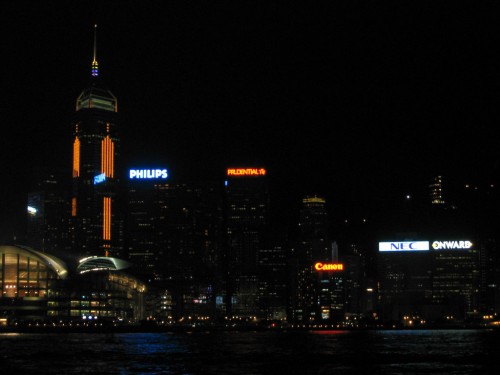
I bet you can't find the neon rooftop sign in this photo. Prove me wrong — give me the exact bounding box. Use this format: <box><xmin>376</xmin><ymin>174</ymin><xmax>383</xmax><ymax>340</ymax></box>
<box><xmin>314</xmin><ymin>262</ymin><xmax>344</xmax><ymax>271</ymax></box>
<box><xmin>379</xmin><ymin>241</ymin><xmax>430</xmax><ymax>252</ymax></box>
<box><xmin>432</xmin><ymin>240</ymin><xmax>473</xmax><ymax>250</ymax></box>
<box><xmin>227</xmin><ymin>168</ymin><xmax>266</xmax><ymax>176</ymax></box>
<box><xmin>129</xmin><ymin>169</ymin><xmax>168</xmax><ymax>179</ymax></box>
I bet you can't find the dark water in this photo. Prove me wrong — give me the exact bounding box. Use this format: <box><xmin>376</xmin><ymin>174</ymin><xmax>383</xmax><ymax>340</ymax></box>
<box><xmin>1</xmin><ymin>329</ymin><xmax>499</xmax><ymax>374</ymax></box>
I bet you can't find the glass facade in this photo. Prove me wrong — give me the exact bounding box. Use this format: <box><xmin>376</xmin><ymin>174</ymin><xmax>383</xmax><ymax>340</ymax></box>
<box><xmin>0</xmin><ymin>246</ymin><xmax>146</xmax><ymax>325</ymax></box>
<box><xmin>0</xmin><ymin>245</ymin><xmax>68</xmax><ymax>321</ymax></box>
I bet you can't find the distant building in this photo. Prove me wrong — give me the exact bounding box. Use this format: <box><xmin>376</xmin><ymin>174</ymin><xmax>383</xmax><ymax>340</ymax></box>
<box><xmin>70</xmin><ymin>25</ymin><xmax>123</xmax><ymax>258</ymax></box>
<box><xmin>257</xmin><ymin>235</ymin><xmax>288</xmax><ymax>321</ymax></box>
<box><xmin>429</xmin><ymin>175</ymin><xmax>445</xmax><ymax>205</ymax></box>
<box><xmin>0</xmin><ymin>245</ymin><xmax>68</xmax><ymax>323</ymax></box>
<box><xmin>26</xmin><ymin>169</ymin><xmax>71</xmax><ymax>254</ymax></box>
<box><xmin>377</xmin><ymin>239</ymin><xmax>481</xmax><ymax>324</ymax></box>
<box><xmin>289</xmin><ymin>196</ymin><xmax>345</xmax><ymax>324</ymax></box>
<box><xmin>342</xmin><ymin>249</ymin><xmax>369</xmax><ymax>315</ymax></box>
<box><xmin>57</xmin><ymin>256</ymin><xmax>146</xmax><ymax>322</ymax></box>
<box><xmin>224</xmin><ymin>167</ymin><xmax>269</xmax><ymax>319</ymax></box>
<box><xmin>125</xmin><ymin>171</ymin><xmax>225</xmax><ymax>320</ymax></box>
<box><xmin>0</xmin><ymin>245</ymin><xmax>146</xmax><ymax>325</ymax></box>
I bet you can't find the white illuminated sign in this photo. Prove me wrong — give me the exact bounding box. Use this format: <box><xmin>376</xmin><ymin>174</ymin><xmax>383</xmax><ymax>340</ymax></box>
<box><xmin>432</xmin><ymin>240</ymin><xmax>473</xmax><ymax>250</ymax></box>
<box><xmin>27</xmin><ymin>206</ymin><xmax>37</xmax><ymax>215</ymax></box>
<box><xmin>94</xmin><ymin>173</ymin><xmax>106</xmax><ymax>184</ymax></box>
<box><xmin>129</xmin><ymin>169</ymin><xmax>168</xmax><ymax>179</ymax></box>
<box><xmin>379</xmin><ymin>241</ymin><xmax>429</xmax><ymax>252</ymax></box>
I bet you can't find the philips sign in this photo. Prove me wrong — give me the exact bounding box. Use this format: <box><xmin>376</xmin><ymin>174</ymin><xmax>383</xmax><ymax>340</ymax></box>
<box><xmin>432</xmin><ymin>240</ymin><xmax>473</xmax><ymax>250</ymax></box>
<box><xmin>379</xmin><ymin>241</ymin><xmax>430</xmax><ymax>252</ymax></box>
<box><xmin>129</xmin><ymin>169</ymin><xmax>168</xmax><ymax>179</ymax></box>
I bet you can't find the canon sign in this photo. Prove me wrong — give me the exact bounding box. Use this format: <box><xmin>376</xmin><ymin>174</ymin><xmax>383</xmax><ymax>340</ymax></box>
<box><xmin>129</xmin><ymin>169</ymin><xmax>168</xmax><ymax>179</ymax></box>
<box><xmin>314</xmin><ymin>262</ymin><xmax>344</xmax><ymax>271</ymax></box>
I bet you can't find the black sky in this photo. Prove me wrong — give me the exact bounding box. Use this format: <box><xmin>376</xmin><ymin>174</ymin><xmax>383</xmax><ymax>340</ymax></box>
<box><xmin>1</xmin><ymin>1</ymin><xmax>500</xmax><ymax>241</ymax></box>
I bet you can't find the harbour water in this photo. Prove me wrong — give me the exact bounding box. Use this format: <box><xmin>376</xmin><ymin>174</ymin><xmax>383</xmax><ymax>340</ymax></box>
<box><xmin>1</xmin><ymin>329</ymin><xmax>499</xmax><ymax>374</ymax></box>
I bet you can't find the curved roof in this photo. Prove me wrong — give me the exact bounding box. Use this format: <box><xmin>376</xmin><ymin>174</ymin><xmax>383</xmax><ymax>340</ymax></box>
<box><xmin>0</xmin><ymin>245</ymin><xmax>68</xmax><ymax>279</ymax></box>
<box><xmin>76</xmin><ymin>80</ymin><xmax>117</xmax><ymax>112</ymax></box>
<box><xmin>77</xmin><ymin>256</ymin><xmax>131</xmax><ymax>274</ymax></box>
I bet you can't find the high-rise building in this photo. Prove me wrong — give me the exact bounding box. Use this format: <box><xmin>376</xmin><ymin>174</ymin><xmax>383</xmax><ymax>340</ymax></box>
<box><xmin>288</xmin><ymin>195</ymin><xmax>344</xmax><ymax>324</ymax></box>
<box><xmin>377</xmin><ymin>239</ymin><xmax>481</xmax><ymax>325</ymax></box>
<box><xmin>26</xmin><ymin>168</ymin><xmax>70</xmax><ymax>254</ymax></box>
<box><xmin>224</xmin><ymin>167</ymin><xmax>269</xmax><ymax>318</ymax></box>
<box><xmin>70</xmin><ymin>25</ymin><xmax>122</xmax><ymax>258</ymax></box>
<box><xmin>125</xmin><ymin>168</ymin><xmax>225</xmax><ymax>320</ymax></box>
<box><xmin>429</xmin><ymin>175</ymin><xmax>445</xmax><ymax>205</ymax></box>
<box><xmin>256</xmin><ymin>233</ymin><xmax>288</xmax><ymax>321</ymax></box>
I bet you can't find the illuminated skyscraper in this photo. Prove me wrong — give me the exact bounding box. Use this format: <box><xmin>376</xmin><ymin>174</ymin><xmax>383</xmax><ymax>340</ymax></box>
<box><xmin>70</xmin><ymin>25</ymin><xmax>122</xmax><ymax>257</ymax></box>
<box><xmin>289</xmin><ymin>195</ymin><xmax>343</xmax><ymax>323</ymax></box>
<box><xmin>126</xmin><ymin>170</ymin><xmax>225</xmax><ymax>320</ymax></box>
<box><xmin>225</xmin><ymin>167</ymin><xmax>269</xmax><ymax>318</ymax></box>
<box><xmin>429</xmin><ymin>175</ymin><xmax>445</xmax><ymax>205</ymax></box>
<box><xmin>26</xmin><ymin>168</ymin><xmax>70</xmax><ymax>254</ymax></box>
<box><xmin>377</xmin><ymin>239</ymin><xmax>481</xmax><ymax>324</ymax></box>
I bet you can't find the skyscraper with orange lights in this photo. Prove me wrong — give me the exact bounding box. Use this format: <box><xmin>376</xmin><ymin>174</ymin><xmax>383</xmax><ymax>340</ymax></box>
<box><xmin>70</xmin><ymin>26</ymin><xmax>122</xmax><ymax>257</ymax></box>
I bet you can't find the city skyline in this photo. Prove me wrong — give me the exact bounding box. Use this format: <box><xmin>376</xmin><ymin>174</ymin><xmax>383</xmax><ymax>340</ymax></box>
<box><xmin>2</xmin><ymin>2</ymin><xmax>500</xmax><ymax>241</ymax></box>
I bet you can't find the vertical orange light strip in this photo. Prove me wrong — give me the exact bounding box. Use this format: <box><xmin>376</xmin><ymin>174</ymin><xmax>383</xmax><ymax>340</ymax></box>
<box><xmin>73</xmin><ymin>137</ymin><xmax>80</xmax><ymax>177</ymax></box>
<box><xmin>107</xmin><ymin>197</ymin><xmax>111</xmax><ymax>240</ymax></box>
<box><xmin>100</xmin><ymin>136</ymin><xmax>114</xmax><ymax>178</ymax></box>
<box><xmin>101</xmin><ymin>138</ymin><xmax>104</xmax><ymax>174</ymax></box>
<box><xmin>103</xmin><ymin>197</ymin><xmax>111</xmax><ymax>240</ymax></box>
<box><xmin>110</xmin><ymin>139</ymin><xmax>114</xmax><ymax>178</ymax></box>
<box><xmin>71</xmin><ymin>197</ymin><xmax>77</xmax><ymax>217</ymax></box>
<box><xmin>106</xmin><ymin>137</ymin><xmax>110</xmax><ymax>177</ymax></box>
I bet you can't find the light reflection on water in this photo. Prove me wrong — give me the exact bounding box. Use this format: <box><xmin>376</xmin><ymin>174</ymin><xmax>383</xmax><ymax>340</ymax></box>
<box><xmin>0</xmin><ymin>329</ymin><xmax>498</xmax><ymax>374</ymax></box>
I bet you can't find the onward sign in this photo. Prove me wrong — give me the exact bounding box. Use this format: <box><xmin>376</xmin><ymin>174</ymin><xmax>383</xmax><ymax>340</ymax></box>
<box><xmin>432</xmin><ymin>240</ymin><xmax>473</xmax><ymax>250</ymax></box>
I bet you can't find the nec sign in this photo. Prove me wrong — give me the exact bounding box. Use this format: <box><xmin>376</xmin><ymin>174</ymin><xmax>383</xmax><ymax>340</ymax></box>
<box><xmin>379</xmin><ymin>241</ymin><xmax>430</xmax><ymax>252</ymax></box>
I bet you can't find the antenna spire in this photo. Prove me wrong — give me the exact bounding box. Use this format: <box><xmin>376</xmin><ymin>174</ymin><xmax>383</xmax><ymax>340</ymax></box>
<box><xmin>91</xmin><ymin>24</ymin><xmax>99</xmax><ymax>77</ymax></box>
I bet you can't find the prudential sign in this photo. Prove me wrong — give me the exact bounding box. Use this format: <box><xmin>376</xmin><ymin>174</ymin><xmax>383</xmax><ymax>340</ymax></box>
<box><xmin>379</xmin><ymin>241</ymin><xmax>430</xmax><ymax>252</ymax></box>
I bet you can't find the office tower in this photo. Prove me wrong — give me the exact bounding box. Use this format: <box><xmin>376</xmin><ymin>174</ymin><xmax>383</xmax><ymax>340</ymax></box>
<box><xmin>70</xmin><ymin>26</ymin><xmax>122</xmax><ymax>257</ymax></box>
<box><xmin>377</xmin><ymin>243</ymin><xmax>431</xmax><ymax>323</ymax></box>
<box><xmin>342</xmin><ymin>248</ymin><xmax>367</xmax><ymax>315</ymax></box>
<box><xmin>429</xmin><ymin>175</ymin><xmax>445</xmax><ymax>205</ymax></box>
<box><xmin>256</xmin><ymin>233</ymin><xmax>288</xmax><ymax>321</ymax></box>
<box><xmin>126</xmin><ymin>169</ymin><xmax>225</xmax><ymax>320</ymax></box>
<box><xmin>289</xmin><ymin>195</ymin><xmax>343</xmax><ymax>323</ymax></box>
<box><xmin>377</xmin><ymin>239</ymin><xmax>481</xmax><ymax>325</ymax></box>
<box><xmin>298</xmin><ymin>195</ymin><xmax>330</xmax><ymax>261</ymax></box>
<box><xmin>431</xmin><ymin>240</ymin><xmax>480</xmax><ymax>318</ymax></box>
<box><xmin>26</xmin><ymin>168</ymin><xmax>71</xmax><ymax>254</ymax></box>
<box><xmin>224</xmin><ymin>167</ymin><xmax>269</xmax><ymax>318</ymax></box>
<box><xmin>477</xmin><ymin>239</ymin><xmax>500</xmax><ymax>315</ymax></box>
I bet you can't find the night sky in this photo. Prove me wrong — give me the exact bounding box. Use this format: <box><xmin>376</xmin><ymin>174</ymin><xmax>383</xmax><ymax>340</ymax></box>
<box><xmin>1</xmin><ymin>1</ymin><xmax>500</xmax><ymax>242</ymax></box>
